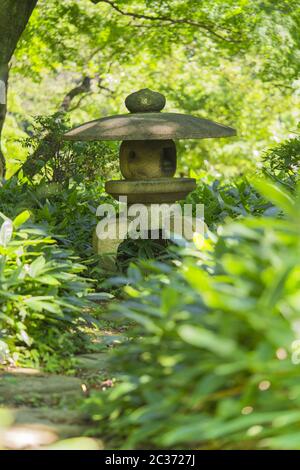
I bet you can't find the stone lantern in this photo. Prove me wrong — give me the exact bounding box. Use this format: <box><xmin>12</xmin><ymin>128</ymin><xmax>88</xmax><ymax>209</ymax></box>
<box><xmin>64</xmin><ymin>89</ymin><xmax>236</xmax><ymax>264</ymax></box>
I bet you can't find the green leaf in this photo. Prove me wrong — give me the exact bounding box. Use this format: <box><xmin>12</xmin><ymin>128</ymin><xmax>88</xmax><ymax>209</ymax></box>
<box><xmin>177</xmin><ymin>325</ymin><xmax>236</xmax><ymax>357</ymax></box>
<box><xmin>253</xmin><ymin>180</ymin><xmax>295</xmax><ymax>216</ymax></box>
<box><xmin>262</xmin><ymin>432</ymin><xmax>300</xmax><ymax>450</ymax></box>
<box><xmin>45</xmin><ymin>437</ymin><xmax>100</xmax><ymax>450</ymax></box>
<box><xmin>18</xmin><ymin>329</ymin><xmax>33</xmax><ymax>347</ymax></box>
<box><xmin>29</xmin><ymin>256</ymin><xmax>46</xmax><ymax>278</ymax></box>
<box><xmin>13</xmin><ymin>210</ymin><xmax>31</xmax><ymax>228</ymax></box>
<box><xmin>24</xmin><ymin>297</ymin><xmax>61</xmax><ymax>314</ymax></box>
<box><xmin>161</xmin><ymin>412</ymin><xmax>285</xmax><ymax>446</ymax></box>
<box><xmin>37</xmin><ymin>275</ymin><xmax>60</xmax><ymax>286</ymax></box>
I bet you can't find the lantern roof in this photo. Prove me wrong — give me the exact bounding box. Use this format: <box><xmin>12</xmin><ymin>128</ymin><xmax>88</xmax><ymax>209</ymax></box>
<box><xmin>64</xmin><ymin>88</ymin><xmax>236</xmax><ymax>141</ymax></box>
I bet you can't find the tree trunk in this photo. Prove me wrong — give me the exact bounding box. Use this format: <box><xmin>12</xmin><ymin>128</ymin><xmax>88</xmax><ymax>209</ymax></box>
<box><xmin>0</xmin><ymin>64</ymin><xmax>8</xmax><ymax>178</ymax></box>
<box><xmin>0</xmin><ymin>0</ymin><xmax>38</xmax><ymax>177</ymax></box>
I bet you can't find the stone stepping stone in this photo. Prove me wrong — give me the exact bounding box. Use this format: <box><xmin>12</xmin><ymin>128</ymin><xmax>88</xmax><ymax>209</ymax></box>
<box><xmin>2</xmin><ymin>423</ymin><xmax>58</xmax><ymax>449</ymax></box>
<box><xmin>1</xmin><ymin>408</ymin><xmax>102</xmax><ymax>450</ymax></box>
<box><xmin>14</xmin><ymin>407</ymin><xmax>86</xmax><ymax>428</ymax></box>
<box><xmin>0</xmin><ymin>371</ymin><xmax>84</xmax><ymax>406</ymax></box>
<box><xmin>0</xmin><ymin>369</ymin><xmax>106</xmax><ymax>449</ymax></box>
<box><xmin>75</xmin><ymin>352</ymin><xmax>111</xmax><ymax>371</ymax></box>
<box><xmin>86</xmin><ymin>332</ymin><xmax>126</xmax><ymax>352</ymax></box>
<box><xmin>11</xmin><ymin>407</ymin><xmax>87</xmax><ymax>438</ymax></box>
<box><xmin>44</xmin><ymin>436</ymin><xmax>102</xmax><ymax>450</ymax></box>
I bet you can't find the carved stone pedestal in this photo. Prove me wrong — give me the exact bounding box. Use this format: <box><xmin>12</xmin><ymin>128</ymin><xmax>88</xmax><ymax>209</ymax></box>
<box><xmin>93</xmin><ymin>202</ymin><xmax>204</xmax><ymax>270</ymax></box>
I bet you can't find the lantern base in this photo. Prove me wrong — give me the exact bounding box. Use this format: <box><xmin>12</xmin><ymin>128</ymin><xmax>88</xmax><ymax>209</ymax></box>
<box><xmin>93</xmin><ymin>204</ymin><xmax>205</xmax><ymax>271</ymax></box>
<box><xmin>105</xmin><ymin>177</ymin><xmax>196</xmax><ymax>204</ymax></box>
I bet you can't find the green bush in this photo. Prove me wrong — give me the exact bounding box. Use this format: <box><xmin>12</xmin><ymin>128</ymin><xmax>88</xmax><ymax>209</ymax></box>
<box><xmin>20</xmin><ymin>112</ymin><xmax>118</xmax><ymax>186</ymax></box>
<box><xmin>84</xmin><ymin>180</ymin><xmax>300</xmax><ymax>449</ymax></box>
<box><xmin>0</xmin><ymin>210</ymin><xmax>94</xmax><ymax>370</ymax></box>
<box><xmin>262</xmin><ymin>135</ymin><xmax>300</xmax><ymax>190</ymax></box>
<box><xmin>0</xmin><ymin>177</ymin><xmax>114</xmax><ymax>276</ymax></box>
<box><xmin>187</xmin><ymin>177</ymin><xmax>274</xmax><ymax>229</ymax></box>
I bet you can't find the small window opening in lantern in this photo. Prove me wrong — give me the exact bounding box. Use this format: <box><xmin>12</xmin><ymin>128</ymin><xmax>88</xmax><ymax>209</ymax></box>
<box><xmin>129</xmin><ymin>150</ymin><xmax>136</xmax><ymax>161</ymax></box>
<box><xmin>161</xmin><ymin>147</ymin><xmax>176</xmax><ymax>175</ymax></box>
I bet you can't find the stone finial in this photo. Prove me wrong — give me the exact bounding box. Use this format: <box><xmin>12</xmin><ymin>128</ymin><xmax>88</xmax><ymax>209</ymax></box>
<box><xmin>125</xmin><ymin>88</ymin><xmax>166</xmax><ymax>113</ymax></box>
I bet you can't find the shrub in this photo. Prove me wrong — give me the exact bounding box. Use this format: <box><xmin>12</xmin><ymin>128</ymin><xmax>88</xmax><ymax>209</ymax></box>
<box><xmin>262</xmin><ymin>135</ymin><xmax>300</xmax><ymax>190</ymax></box>
<box><xmin>0</xmin><ymin>177</ymin><xmax>114</xmax><ymax>273</ymax></box>
<box><xmin>186</xmin><ymin>177</ymin><xmax>273</xmax><ymax>229</ymax></box>
<box><xmin>20</xmin><ymin>113</ymin><xmax>118</xmax><ymax>186</ymax></box>
<box><xmin>84</xmin><ymin>180</ymin><xmax>300</xmax><ymax>450</ymax></box>
<box><xmin>116</xmin><ymin>237</ymin><xmax>178</xmax><ymax>273</ymax></box>
<box><xmin>0</xmin><ymin>210</ymin><xmax>94</xmax><ymax>370</ymax></box>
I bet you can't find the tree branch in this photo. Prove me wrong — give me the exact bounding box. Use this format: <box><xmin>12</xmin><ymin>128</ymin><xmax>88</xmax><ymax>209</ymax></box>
<box><xmin>91</xmin><ymin>0</ymin><xmax>240</xmax><ymax>43</ymax></box>
<box><xmin>20</xmin><ymin>74</ymin><xmax>115</xmax><ymax>178</ymax></box>
<box><xmin>21</xmin><ymin>76</ymin><xmax>92</xmax><ymax>178</ymax></box>
<box><xmin>59</xmin><ymin>76</ymin><xmax>92</xmax><ymax>112</ymax></box>
<box><xmin>68</xmin><ymin>92</ymin><xmax>93</xmax><ymax>112</ymax></box>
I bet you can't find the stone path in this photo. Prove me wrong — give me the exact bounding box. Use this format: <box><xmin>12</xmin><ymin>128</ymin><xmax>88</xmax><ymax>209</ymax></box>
<box><xmin>0</xmin><ymin>370</ymin><xmax>84</xmax><ymax>405</ymax></box>
<box><xmin>0</xmin><ymin>330</ymin><xmax>125</xmax><ymax>450</ymax></box>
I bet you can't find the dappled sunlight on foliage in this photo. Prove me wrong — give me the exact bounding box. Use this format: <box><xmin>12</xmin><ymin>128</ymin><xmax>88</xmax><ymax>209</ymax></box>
<box><xmin>2</xmin><ymin>0</ymin><xmax>300</xmax><ymax>451</ymax></box>
<box><xmin>84</xmin><ymin>180</ymin><xmax>300</xmax><ymax>449</ymax></box>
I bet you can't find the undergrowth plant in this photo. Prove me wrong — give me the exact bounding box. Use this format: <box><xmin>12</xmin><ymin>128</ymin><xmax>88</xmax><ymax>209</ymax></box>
<box><xmin>262</xmin><ymin>135</ymin><xmax>300</xmax><ymax>190</ymax></box>
<box><xmin>0</xmin><ymin>210</ymin><xmax>95</xmax><ymax>371</ymax></box>
<box><xmin>84</xmin><ymin>180</ymin><xmax>300</xmax><ymax>450</ymax></box>
<box><xmin>186</xmin><ymin>177</ymin><xmax>275</xmax><ymax>229</ymax></box>
<box><xmin>20</xmin><ymin>113</ymin><xmax>118</xmax><ymax>186</ymax></box>
<box><xmin>0</xmin><ymin>177</ymin><xmax>115</xmax><ymax>282</ymax></box>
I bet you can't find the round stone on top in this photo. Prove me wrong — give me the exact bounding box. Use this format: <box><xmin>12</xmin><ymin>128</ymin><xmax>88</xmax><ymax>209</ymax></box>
<box><xmin>64</xmin><ymin>88</ymin><xmax>236</xmax><ymax>141</ymax></box>
<box><xmin>125</xmin><ymin>88</ymin><xmax>166</xmax><ymax>113</ymax></box>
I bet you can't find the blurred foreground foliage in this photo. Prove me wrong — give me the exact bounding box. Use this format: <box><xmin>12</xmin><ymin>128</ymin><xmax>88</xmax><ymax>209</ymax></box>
<box><xmin>84</xmin><ymin>179</ymin><xmax>300</xmax><ymax>449</ymax></box>
<box><xmin>2</xmin><ymin>0</ymin><xmax>300</xmax><ymax>446</ymax></box>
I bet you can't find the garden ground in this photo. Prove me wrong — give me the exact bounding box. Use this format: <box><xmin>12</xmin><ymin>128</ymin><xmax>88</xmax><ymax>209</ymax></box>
<box><xmin>0</xmin><ymin>311</ymin><xmax>126</xmax><ymax>450</ymax></box>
